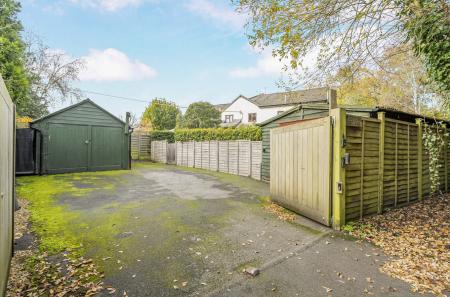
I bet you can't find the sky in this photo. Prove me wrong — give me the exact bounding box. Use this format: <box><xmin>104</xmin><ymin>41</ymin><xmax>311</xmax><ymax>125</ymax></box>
<box><xmin>19</xmin><ymin>0</ymin><xmax>292</xmax><ymax>119</ymax></box>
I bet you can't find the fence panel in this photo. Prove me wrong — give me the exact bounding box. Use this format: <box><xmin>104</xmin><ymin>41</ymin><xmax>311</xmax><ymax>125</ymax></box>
<box><xmin>209</xmin><ymin>141</ymin><xmax>219</xmax><ymax>171</ymax></box>
<box><xmin>173</xmin><ymin>140</ymin><xmax>262</xmax><ymax>180</ymax></box>
<box><xmin>251</xmin><ymin>141</ymin><xmax>262</xmax><ymax>180</ymax></box>
<box><xmin>218</xmin><ymin>142</ymin><xmax>229</xmax><ymax>173</ymax></box>
<box><xmin>201</xmin><ymin>142</ymin><xmax>209</xmax><ymax>170</ymax></box>
<box><xmin>131</xmin><ymin>132</ymin><xmax>151</xmax><ymax>160</ymax></box>
<box><xmin>0</xmin><ymin>76</ymin><xmax>14</xmax><ymax>295</ymax></box>
<box><xmin>228</xmin><ymin>142</ymin><xmax>239</xmax><ymax>175</ymax></box>
<box><xmin>151</xmin><ymin>140</ymin><xmax>167</xmax><ymax>163</ymax></box>
<box><xmin>345</xmin><ymin>116</ymin><xmax>381</xmax><ymax>221</ymax></box>
<box><xmin>238</xmin><ymin>140</ymin><xmax>251</xmax><ymax>176</ymax></box>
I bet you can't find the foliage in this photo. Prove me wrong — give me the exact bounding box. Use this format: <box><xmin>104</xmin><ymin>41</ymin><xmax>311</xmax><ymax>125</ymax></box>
<box><xmin>349</xmin><ymin>195</ymin><xmax>449</xmax><ymax>296</ymax></box>
<box><xmin>335</xmin><ymin>46</ymin><xmax>446</xmax><ymax>117</ymax></box>
<box><xmin>148</xmin><ymin>130</ymin><xmax>175</xmax><ymax>143</ymax></box>
<box><xmin>400</xmin><ymin>0</ymin><xmax>450</xmax><ymax>99</ymax></box>
<box><xmin>422</xmin><ymin>121</ymin><xmax>448</xmax><ymax>194</ymax></box>
<box><xmin>174</xmin><ymin>126</ymin><xmax>262</xmax><ymax>142</ymax></box>
<box><xmin>0</xmin><ymin>0</ymin><xmax>31</xmax><ymax>113</ymax></box>
<box><xmin>24</xmin><ymin>34</ymin><xmax>84</xmax><ymax>118</ymax></box>
<box><xmin>181</xmin><ymin>101</ymin><xmax>222</xmax><ymax>128</ymax></box>
<box><xmin>142</xmin><ymin>98</ymin><xmax>180</xmax><ymax>130</ymax></box>
<box><xmin>235</xmin><ymin>0</ymin><xmax>449</xmax><ymax>100</ymax></box>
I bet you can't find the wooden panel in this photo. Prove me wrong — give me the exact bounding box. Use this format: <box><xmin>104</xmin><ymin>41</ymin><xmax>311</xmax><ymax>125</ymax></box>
<box><xmin>218</xmin><ymin>141</ymin><xmax>229</xmax><ymax>173</ymax></box>
<box><xmin>151</xmin><ymin>140</ymin><xmax>167</xmax><ymax>164</ymax></box>
<box><xmin>201</xmin><ymin>142</ymin><xmax>210</xmax><ymax>170</ymax></box>
<box><xmin>238</xmin><ymin>140</ymin><xmax>251</xmax><ymax>176</ymax></box>
<box><xmin>91</xmin><ymin>126</ymin><xmax>123</xmax><ymax>170</ymax></box>
<box><xmin>270</xmin><ymin>116</ymin><xmax>331</xmax><ymax>226</ymax></box>
<box><xmin>209</xmin><ymin>141</ymin><xmax>219</xmax><ymax>171</ymax></box>
<box><xmin>0</xmin><ymin>76</ymin><xmax>14</xmax><ymax>296</ymax></box>
<box><xmin>228</xmin><ymin>142</ymin><xmax>239</xmax><ymax>175</ymax></box>
<box><xmin>345</xmin><ymin>116</ymin><xmax>381</xmax><ymax>221</ymax></box>
<box><xmin>194</xmin><ymin>142</ymin><xmax>202</xmax><ymax>168</ymax></box>
<box><xmin>251</xmin><ymin>141</ymin><xmax>262</xmax><ymax>180</ymax></box>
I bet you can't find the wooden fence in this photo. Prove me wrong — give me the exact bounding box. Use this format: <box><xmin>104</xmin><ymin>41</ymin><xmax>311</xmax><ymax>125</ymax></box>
<box><xmin>271</xmin><ymin>108</ymin><xmax>450</xmax><ymax>229</ymax></box>
<box><xmin>0</xmin><ymin>76</ymin><xmax>15</xmax><ymax>295</ymax></box>
<box><xmin>176</xmin><ymin>140</ymin><xmax>262</xmax><ymax>180</ymax></box>
<box><xmin>150</xmin><ymin>140</ymin><xmax>168</xmax><ymax>163</ymax></box>
<box><xmin>131</xmin><ymin>132</ymin><xmax>151</xmax><ymax>160</ymax></box>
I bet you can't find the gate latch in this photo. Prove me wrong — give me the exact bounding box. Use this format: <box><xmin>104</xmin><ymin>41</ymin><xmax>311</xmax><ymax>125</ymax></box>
<box><xmin>341</xmin><ymin>136</ymin><xmax>347</xmax><ymax>148</ymax></box>
<box><xmin>341</xmin><ymin>153</ymin><xmax>350</xmax><ymax>167</ymax></box>
<box><xmin>336</xmin><ymin>182</ymin><xmax>343</xmax><ymax>194</ymax></box>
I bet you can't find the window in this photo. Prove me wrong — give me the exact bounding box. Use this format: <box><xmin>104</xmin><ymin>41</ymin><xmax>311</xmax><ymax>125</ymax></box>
<box><xmin>248</xmin><ymin>113</ymin><xmax>257</xmax><ymax>122</ymax></box>
<box><xmin>225</xmin><ymin>115</ymin><xmax>234</xmax><ymax>123</ymax></box>
<box><xmin>277</xmin><ymin>110</ymin><xmax>285</xmax><ymax>115</ymax></box>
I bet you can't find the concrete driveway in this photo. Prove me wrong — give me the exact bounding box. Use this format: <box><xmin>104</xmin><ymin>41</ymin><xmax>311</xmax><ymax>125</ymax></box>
<box><xmin>17</xmin><ymin>162</ymin><xmax>429</xmax><ymax>297</ymax></box>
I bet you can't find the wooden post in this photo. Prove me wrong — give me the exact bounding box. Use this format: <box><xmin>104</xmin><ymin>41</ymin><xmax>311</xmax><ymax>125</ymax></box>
<box><xmin>360</xmin><ymin>120</ymin><xmax>365</xmax><ymax>219</ymax></box>
<box><xmin>394</xmin><ymin>123</ymin><xmax>398</xmax><ymax>207</ymax></box>
<box><xmin>331</xmin><ymin>108</ymin><xmax>346</xmax><ymax>229</ymax></box>
<box><xmin>442</xmin><ymin>123</ymin><xmax>448</xmax><ymax>192</ymax></box>
<box><xmin>377</xmin><ymin>112</ymin><xmax>385</xmax><ymax>213</ymax></box>
<box><xmin>407</xmin><ymin>125</ymin><xmax>410</xmax><ymax>203</ymax></box>
<box><xmin>416</xmin><ymin>118</ymin><xmax>423</xmax><ymax>200</ymax></box>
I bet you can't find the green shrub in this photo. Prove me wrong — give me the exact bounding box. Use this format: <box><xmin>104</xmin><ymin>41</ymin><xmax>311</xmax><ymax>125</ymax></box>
<box><xmin>148</xmin><ymin>131</ymin><xmax>175</xmax><ymax>143</ymax></box>
<box><xmin>174</xmin><ymin>126</ymin><xmax>262</xmax><ymax>142</ymax></box>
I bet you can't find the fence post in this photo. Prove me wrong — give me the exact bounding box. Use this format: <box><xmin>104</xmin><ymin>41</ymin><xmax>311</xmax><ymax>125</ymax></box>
<box><xmin>416</xmin><ymin>118</ymin><xmax>423</xmax><ymax>201</ymax></box>
<box><xmin>377</xmin><ymin>112</ymin><xmax>385</xmax><ymax>213</ymax></box>
<box><xmin>331</xmin><ymin>108</ymin><xmax>346</xmax><ymax>230</ymax></box>
<box><xmin>137</xmin><ymin>132</ymin><xmax>141</xmax><ymax>160</ymax></box>
<box><xmin>442</xmin><ymin>123</ymin><xmax>448</xmax><ymax>192</ymax></box>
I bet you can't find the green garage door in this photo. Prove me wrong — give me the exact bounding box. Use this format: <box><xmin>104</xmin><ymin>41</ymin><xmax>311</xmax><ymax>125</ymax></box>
<box><xmin>91</xmin><ymin>126</ymin><xmax>123</xmax><ymax>171</ymax></box>
<box><xmin>47</xmin><ymin>124</ymin><xmax>124</xmax><ymax>173</ymax></box>
<box><xmin>48</xmin><ymin>124</ymin><xmax>89</xmax><ymax>173</ymax></box>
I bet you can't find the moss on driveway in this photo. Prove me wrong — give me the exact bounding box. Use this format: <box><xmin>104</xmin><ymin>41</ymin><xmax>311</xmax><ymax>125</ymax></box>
<box><xmin>17</xmin><ymin>162</ymin><xmax>327</xmax><ymax>296</ymax></box>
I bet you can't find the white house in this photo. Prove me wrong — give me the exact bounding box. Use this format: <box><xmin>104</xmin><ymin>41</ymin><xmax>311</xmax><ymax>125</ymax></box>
<box><xmin>216</xmin><ymin>87</ymin><xmax>333</xmax><ymax>126</ymax></box>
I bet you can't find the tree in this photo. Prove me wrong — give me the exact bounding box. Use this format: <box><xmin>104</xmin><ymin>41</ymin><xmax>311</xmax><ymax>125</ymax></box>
<box><xmin>24</xmin><ymin>34</ymin><xmax>84</xmax><ymax>118</ymax></box>
<box><xmin>400</xmin><ymin>1</ymin><xmax>450</xmax><ymax>98</ymax></box>
<box><xmin>235</xmin><ymin>0</ymin><xmax>449</xmax><ymax>98</ymax></box>
<box><xmin>334</xmin><ymin>46</ymin><xmax>446</xmax><ymax>117</ymax></box>
<box><xmin>182</xmin><ymin>101</ymin><xmax>221</xmax><ymax>128</ymax></box>
<box><xmin>0</xmin><ymin>0</ymin><xmax>31</xmax><ymax>113</ymax></box>
<box><xmin>142</xmin><ymin>98</ymin><xmax>180</xmax><ymax>130</ymax></box>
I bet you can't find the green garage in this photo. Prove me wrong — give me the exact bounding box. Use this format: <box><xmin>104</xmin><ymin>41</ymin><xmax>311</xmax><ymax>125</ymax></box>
<box><xmin>31</xmin><ymin>99</ymin><xmax>131</xmax><ymax>174</ymax></box>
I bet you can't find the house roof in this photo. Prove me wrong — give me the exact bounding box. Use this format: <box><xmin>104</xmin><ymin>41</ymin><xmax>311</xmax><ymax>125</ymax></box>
<box><xmin>32</xmin><ymin>99</ymin><xmax>126</xmax><ymax>125</ymax></box>
<box><xmin>214</xmin><ymin>103</ymin><xmax>231</xmax><ymax>112</ymax></box>
<box><xmin>248</xmin><ymin>87</ymin><xmax>329</xmax><ymax>108</ymax></box>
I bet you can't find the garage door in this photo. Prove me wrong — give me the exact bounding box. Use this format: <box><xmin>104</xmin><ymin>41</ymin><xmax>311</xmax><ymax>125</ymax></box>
<box><xmin>47</xmin><ymin>124</ymin><xmax>123</xmax><ymax>173</ymax></box>
<box><xmin>48</xmin><ymin>124</ymin><xmax>89</xmax><ymax>173</ymax></box>
<box><xmin>270</xmin><ymin>117</ymin><xmax>332</xmax><ymax>226</ymax></box>
<box><xmin>91</xmin><ymin>126</ymin><xmax>123</xmax><ymax>171</ymax></box>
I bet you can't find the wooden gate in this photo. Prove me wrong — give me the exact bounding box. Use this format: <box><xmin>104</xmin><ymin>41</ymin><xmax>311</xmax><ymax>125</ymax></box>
<box><xmin>167</xmin><ymin>143</ymin><xmax>176</xmax><ymax>164</ymax></box>
<box><xmin>270</xmin><ymin>117</ymin><xmax>332</xmax><ymax>225</ymax></box>
<box><xmin>0</xmin><ymin>76</ymin><xmax>15</xmax><ymax>295</ymax></box>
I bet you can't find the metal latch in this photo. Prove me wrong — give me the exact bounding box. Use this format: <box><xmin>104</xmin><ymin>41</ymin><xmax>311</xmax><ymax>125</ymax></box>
<box><xmin>341</xmin><ymin>153</ymin><xmax>350</xmax><ymax>167</ymax></box>
<box><xmin>341</xmin><ymin>136</ymin><xmax>347</xmax><ymax>147</ymax></box>
<box><xmin>336</xmin><ymin>182</ymin><xmax>343</xmax><ymax>194</ymax></box>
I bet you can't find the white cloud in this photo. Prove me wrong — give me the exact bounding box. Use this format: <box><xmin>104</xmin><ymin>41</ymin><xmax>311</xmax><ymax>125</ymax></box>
<box><xmin>69</xmin><ymin>0</ymin><xmax>144</xmax><ymax>11</ymax></box>
<box><xmin>230</xmin><ymin>49</ymin><xmax>287</xmax><ymax>78</ymax></box>
<box><xmin>185</xmin><ymin>0</ymin><xmax>246</xmax><ymax>31</ymax></box>
<box><xmin>79</xmin><ymin>48</ymin><xmax>157</xmax><ymax>81</ymax></box>
<box><xmin>230</xmin><ymin>47</ymin><xmax>320</xmax><ymax>79</ymax></box>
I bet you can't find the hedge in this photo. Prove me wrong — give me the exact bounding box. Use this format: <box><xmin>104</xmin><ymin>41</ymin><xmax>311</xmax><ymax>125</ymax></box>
<box><xmin>174</xmin><ymin>126</ymin><xmax>262</xmax><ymax>142</ymax></box>
<box><xmin>148</xmin><ymin>130</ymin><xmax>175</xmax><ymax>143</ymax></box>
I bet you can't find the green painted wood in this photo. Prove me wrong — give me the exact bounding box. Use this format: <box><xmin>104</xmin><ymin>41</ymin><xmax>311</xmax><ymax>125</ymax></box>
<box><xmin>32</xmin><ymin>100</ymin><xmax>129</xmax><ymax>174</ymax></box>
<box><xmin>47</xmin><ymin>124</ymin><xmax>89</xmax><ymax>173</ymax></box>
<box><xmin>91</xmin><ymin>126</ymin><xmax>124</xmax><ymax>170</ymax></box>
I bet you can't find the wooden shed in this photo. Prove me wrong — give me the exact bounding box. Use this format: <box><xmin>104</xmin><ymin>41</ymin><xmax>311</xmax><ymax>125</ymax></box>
<box><xmin>259</xmin><ymin>103</ymin><xmax>372</xmax><ymax>182</ymax></box>
<box><xmin>268</xmin><ymin>104</ymin><xmax>450</xmax><ymax>228</ymax></box>
<box><xmin>31</xmin><ymin>99</ymin><xmax>131</xmax><ymax>174</ymax></box>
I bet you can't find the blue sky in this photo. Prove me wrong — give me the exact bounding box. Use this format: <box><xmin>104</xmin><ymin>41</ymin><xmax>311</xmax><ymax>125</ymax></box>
<box><xmin>20</xmin><ymin>0</ymin><xmax>289</xmax><ymax>119</ymax></box>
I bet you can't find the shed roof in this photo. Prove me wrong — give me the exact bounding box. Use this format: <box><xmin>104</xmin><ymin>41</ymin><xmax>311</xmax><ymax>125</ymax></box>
<box><xmin>248</xmin><ymin>87</ymin><xmax>329</xmax><ymax>108</ymax></box>
<box><xmin>259</xmin><ymin>103</ymin><xmax>449</xmax><ymax>127</ymax></box>
<box><xmin>32</xmin><ymin>99</ymin><xmax>125</xmax><ymax>125</ymax></box>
